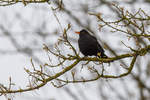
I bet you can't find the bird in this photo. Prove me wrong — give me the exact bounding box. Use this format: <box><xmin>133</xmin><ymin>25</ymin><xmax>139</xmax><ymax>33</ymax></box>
<box><xmin>75</xmin><ymin>29</ymin><xmax>108</xmax><ymax>58</ymax></box>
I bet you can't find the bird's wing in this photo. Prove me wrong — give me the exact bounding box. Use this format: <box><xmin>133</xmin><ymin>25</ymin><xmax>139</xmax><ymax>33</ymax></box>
<box><xmin>90</xmin><ymin>35</ymin><xmax>105</xmax><ymax>53</ymax></box>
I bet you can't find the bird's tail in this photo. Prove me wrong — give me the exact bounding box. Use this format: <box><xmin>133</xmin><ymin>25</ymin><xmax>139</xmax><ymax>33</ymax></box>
<box><xmin>102</xmin><ymin>53</ymin><xmax>108</xmax><ymax>58</ymax></box>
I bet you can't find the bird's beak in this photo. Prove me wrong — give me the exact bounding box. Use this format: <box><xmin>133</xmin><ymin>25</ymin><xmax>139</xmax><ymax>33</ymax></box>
<box><xmin>75</xmin><ymin>31</ymin><xmax>80</xmax><ymax>34</ymax></box>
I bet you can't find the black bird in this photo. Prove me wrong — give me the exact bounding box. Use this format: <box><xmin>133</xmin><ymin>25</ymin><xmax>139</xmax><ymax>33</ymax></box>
<box><xmin>75</xmin><ymin>29</ymin><xmax>108</xmax><ymax>58</ymax></box>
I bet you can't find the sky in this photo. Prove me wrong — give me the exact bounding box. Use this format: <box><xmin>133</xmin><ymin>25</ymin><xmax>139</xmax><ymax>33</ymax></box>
<box><xmin>0</xmin><ymin>0</ymin><xmax>150</xmax><ymax>100</ymax></box>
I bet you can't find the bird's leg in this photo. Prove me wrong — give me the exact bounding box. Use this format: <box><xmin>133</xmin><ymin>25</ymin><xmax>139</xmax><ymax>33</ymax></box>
<box><xmin>97</xmin><ymin>52</ymin><xmax>101</xmax><ymax>58</ymax></box>
<box><xmin>97</xmin><ymin>52</ymin><xmax>104</xmax><ymax>65</ymax></box>
<box><xmin>97</xmin><ymin>52</ymin><xmax>111</xmax><ymax>66</ymax></box>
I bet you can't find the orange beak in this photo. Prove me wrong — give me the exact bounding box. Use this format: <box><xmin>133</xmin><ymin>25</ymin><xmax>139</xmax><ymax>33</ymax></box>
<box><xmin>75</xmin><ymin>31</ymin><xmax>80</xmax><ymax>34</ymax></box>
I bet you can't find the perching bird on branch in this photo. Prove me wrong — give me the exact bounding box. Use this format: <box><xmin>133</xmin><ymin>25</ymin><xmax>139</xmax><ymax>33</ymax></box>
<box><xmin>75</xmin><ymin>29</ymin><xmax>108</xmax><ymax>58</ymax></box>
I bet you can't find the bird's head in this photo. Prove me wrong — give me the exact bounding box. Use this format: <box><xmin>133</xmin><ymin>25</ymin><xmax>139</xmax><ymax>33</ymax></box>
<box><xmin>75</xmin><ymin>29</ymin><xmax>88</xmax><ymax>35</ymax></box>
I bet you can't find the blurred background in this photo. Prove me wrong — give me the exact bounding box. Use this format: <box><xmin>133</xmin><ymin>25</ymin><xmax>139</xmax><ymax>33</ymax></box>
<box><xmin>0</xmin><ymin>0</ymin><xmax>150</xmax><ymax>100</ymax></box>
